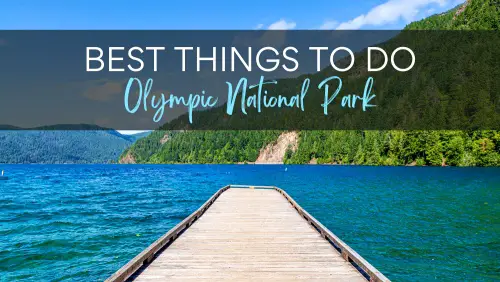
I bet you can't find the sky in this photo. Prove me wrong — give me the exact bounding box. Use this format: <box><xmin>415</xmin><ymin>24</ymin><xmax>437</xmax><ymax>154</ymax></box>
<box><xmin>0</xmin><ymin>0</ymin><xmax>464</xmax><ymax>135</ymax></box>
<box><xmin>1</xmin><ymin>0</ymin><xmax>464</xmax><ymax>30</ymax></box>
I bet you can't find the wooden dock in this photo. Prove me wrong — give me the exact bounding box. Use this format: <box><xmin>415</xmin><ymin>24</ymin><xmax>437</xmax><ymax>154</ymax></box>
<box><xmin>107</xmin><ymin>185</ymin><xmax>389</xmax><ymax>282</ymax></box>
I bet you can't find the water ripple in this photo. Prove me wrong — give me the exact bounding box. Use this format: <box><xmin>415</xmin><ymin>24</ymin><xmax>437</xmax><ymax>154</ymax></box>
<box><xmin>0</xmin><ymin>165</ymin><xmax>498</xmax><ymax>281</ymax></box>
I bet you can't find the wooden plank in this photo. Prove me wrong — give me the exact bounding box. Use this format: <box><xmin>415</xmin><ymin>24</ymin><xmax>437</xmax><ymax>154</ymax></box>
<box><xmin>107</xmin><ymin>185</ymin><xmax>389</xmax><ymax>282</ymax></box>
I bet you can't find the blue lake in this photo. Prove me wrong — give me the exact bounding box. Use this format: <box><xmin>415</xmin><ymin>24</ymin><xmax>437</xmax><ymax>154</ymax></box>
<box><xmin>0</xmin><ymin>165</ymin><xmax>499</xmax><ymax>281</ymax></box>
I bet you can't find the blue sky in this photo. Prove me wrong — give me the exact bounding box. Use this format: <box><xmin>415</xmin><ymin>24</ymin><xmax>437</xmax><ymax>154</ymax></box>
<box><xmin>1</xmin><ymin>0</ymin><xmax>464</xmax><ymax>30</ymax></box>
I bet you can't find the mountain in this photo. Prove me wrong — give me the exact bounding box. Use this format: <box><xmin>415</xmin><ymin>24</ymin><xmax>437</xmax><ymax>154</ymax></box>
<box><xmin>129</xmin><ymin>131</ymin><xmax>152</xmax><ymax>140</ymax></box>
<box><xmin>0</xmin><ymin>126</ymin><xmax>138</xmax><ymax>164</ymax></box>
<box><xmin>405</xmin><ymin>0</ymin><xmax>499</xmax><ymax>30</ymax></box>
<box><xmin>119</xmin><ymin>131</ymin><xmax>281</xmax><ymax>164</ymax></box>
<box><xmin>121</xmin><ymin>0</ymin><xmax>500</xmax><ymax>166</ymax></box>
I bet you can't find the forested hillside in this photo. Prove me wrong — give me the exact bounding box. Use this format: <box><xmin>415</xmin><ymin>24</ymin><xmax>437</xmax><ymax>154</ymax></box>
<box><xmin>120</xmin><ymin>131</ymin><xmax>280</xmax><ymax>164</ymax></box>
<box><xmin>120</xmin><ymin>0</ymin><xmax>500</xmax><ymax>166</ymax></box>
<box><xmin>286</xmin><ymin>0</ymin><xmax>500</xmax><ymax>166</ymax></box>
<box><xmin>0</xmin><ymin>130</ymin><xmax>136</xmax><ymax>164</ymax></box>
<box><xmin>286</xmin><ymin>131</ymin><xmax>499</xmax><ymax>166</ymax></box>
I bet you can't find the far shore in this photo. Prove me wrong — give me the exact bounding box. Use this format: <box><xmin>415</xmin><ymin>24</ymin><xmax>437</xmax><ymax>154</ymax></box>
<box><xmin>4</xmin><ymin>163</ymin><xmax>498</xmax><ymax>167</ymax></box>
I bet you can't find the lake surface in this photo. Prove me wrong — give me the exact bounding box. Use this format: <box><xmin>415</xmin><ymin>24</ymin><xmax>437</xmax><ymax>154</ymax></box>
<box><xmin>0</xmin><ymin>165</ymin><xmax>499</xmax><ymax>281</ymax></box>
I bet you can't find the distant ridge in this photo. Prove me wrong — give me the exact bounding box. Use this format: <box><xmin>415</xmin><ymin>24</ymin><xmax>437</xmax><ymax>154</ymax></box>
<box><xmin>0</xmin><ymin>123</ymin><xmax>111</xmax><ymax>130</ymax></box>
<box><xmin>0</xmin><ymin>124</ymin><xmax>146</xmax><ymax>164</ymax></box>
<box><xmin>0</xmin><ymin>125</ymin><xmax>22</xmax><ymax>130</ymax></box>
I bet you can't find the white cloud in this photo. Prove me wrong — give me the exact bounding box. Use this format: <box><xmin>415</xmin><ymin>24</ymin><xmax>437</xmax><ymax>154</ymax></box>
<box><xmin>268</xmin><ymin>19</ymin><xmax>296</xmax><ymax>30</ymax></box>
<box><xmin>319</xmin><ymin>20</ymin><xmax>339</xmax><ymax>30</ymax></box>
<box><xmin>255</xmin><ymin>23</ymin><xmax>264</xmax><ymax>29</ymax></box>
<box><xmin>336</xmin><ymin>0</ymin><xmax>448</xmax><ymax>30</ymax></box>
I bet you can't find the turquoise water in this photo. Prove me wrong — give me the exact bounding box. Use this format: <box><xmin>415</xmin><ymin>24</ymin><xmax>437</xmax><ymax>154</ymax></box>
<box><xmin>0</xmin><ymin>165</ymin><xmax>499</xmax><ymax>281</ymax></box>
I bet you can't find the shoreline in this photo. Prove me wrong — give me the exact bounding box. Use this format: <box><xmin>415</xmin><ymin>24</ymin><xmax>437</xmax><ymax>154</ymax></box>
<box><xmin>2</xmin><ymin>163</ymin><xmax>499</xmax><ymax>167</ymax></box>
